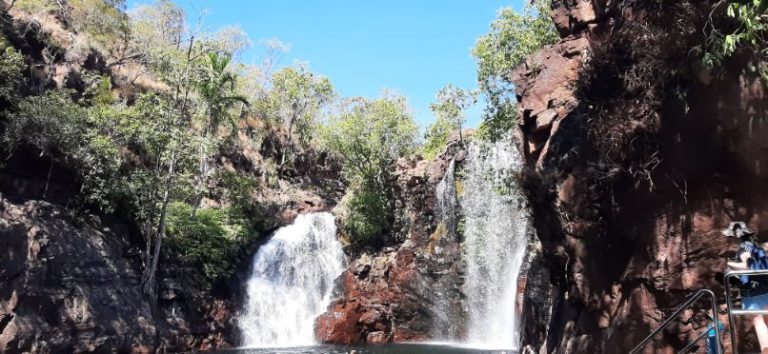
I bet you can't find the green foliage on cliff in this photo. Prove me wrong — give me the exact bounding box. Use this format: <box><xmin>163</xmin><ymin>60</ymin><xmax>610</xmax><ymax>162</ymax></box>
<box><xmin>258</xmin><ymin>64</ymin><xmax>335</xmax><ymax>173</ymax></box>
<box><xmin>704</xmin><ymin>1</ymin><xmax>768</xmax><ymax>82</ymax></box>
<box><xmin>4</xmin><ymin>91</ymin><xmax>86</xmax><ymax>156</ymax></box>
<box><xmin>0</xmin><ymin>36</ymin><xmax>25</xmax><ymax>105</ymax></box>
<box><xmin>0</xmin><ymin>0</ymin><xmax>567</xmax><ymax>293</ymax></box>
<box><xmin>0</xmin><ymin>0</ymin><xmax>342</xmax><ymax>296</ymax></box>
<box><xmin>0</xmin><ymin>0</ymin><xmax>264</xmax><ymax>296</ymax></box>
<box><xmin>165</xmin><ymin>202</ymin><xmax>253</xmax><ymax>289</ymax></box>
<box><xmin>473</xmin><ymin>3</ymin><xmax>558</xmax><ymax>87</ymax></box>
<box><xmin>322</xmin><ymin>93</ymin><xmax>418</xmax><ymax>245</ymax></box>
<box><xmin>471</xmin><ymin>1</ymin><xmax>558</xmax><ymax>140</ymax></box>
<box><xmin>423</xmin><ymin>84</ymin><xmax>477</xmax><ymax>159</ymax></box>
<box><xmin>422</xmin><ymin>116</ymin><xmax>454</xmax><ymax>160</ymax></box>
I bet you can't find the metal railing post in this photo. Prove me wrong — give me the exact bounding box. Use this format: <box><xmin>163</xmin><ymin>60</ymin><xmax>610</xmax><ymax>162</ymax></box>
<box><xmin>676</xmin><ymin>329</ymin><xmax>709</xmax><ymax>354</ymax></box>
<box><xmin>725</xmin><ymin>271</ymin><xmax>738</xmax><ymax>354</ymax></box>
<box><xmin>723</xmin><ymin>269</ymin><xmax>768</xmax><ymax>354</ymax></box>
<box><xmin>629</xmin><ymin>288</ymin><xmax>721</xmax><ymax>354</ymax></box>
<box><xmin>710</xmin><ymin>288</ymin><xmax>724</xmax><ymax>354</ymax></box>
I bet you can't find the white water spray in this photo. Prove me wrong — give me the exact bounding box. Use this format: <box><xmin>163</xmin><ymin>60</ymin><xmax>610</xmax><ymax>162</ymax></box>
<box><xmin>238</xmin><ymin>212</ymin><xmax>346</xmax><ymax>348</ymax></box>
<box><xmin>460</xmin><ymin>136</ymin><xmax>531</xmax><ymax>349</ymax></box>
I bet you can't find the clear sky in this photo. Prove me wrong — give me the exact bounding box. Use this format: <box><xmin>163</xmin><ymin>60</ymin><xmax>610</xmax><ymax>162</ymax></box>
<box><xmin>126</xmin><ymin>1</ymin><xmax>521</xmax><ymax>130</ymax></box>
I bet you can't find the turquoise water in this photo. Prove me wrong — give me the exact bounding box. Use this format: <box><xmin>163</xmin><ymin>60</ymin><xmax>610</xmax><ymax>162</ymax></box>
<box><xmin>221</xmin><ymin>344</ymin><xmax>517</xmax><ymax>354</ymax></box>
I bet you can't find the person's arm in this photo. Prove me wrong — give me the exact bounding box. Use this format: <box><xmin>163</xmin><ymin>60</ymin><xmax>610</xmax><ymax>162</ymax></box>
<box><xmin>728</xmin><ymin>251</ymin><xmax>752</xmax><ymax>270</ymax></box>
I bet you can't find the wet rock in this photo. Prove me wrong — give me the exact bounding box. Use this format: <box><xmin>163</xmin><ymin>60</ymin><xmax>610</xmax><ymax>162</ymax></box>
<box><xmin>365</xmin><ymin>331</ymin><xmax>388</xmax><ymax>344</ymax></box>
<box><xmin>315</xmin><ymin>299</ymin><xmax>363</xmax><ymax>344</ymax></box>
<box><xmin>315</xmin><ymin>141</ymin><xmax>466</xmax><ymax>344</ymax></box>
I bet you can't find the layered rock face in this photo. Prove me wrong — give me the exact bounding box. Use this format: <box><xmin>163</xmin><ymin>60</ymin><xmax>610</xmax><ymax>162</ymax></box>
<box><xmin>0</xmin><ymin>144</ymin><xmax>340</xmax><ymax>353</ymax></box>
<box><xmin>315</xmin><ymin>142</ymin><xmax>466</xmax><ymax>344</ymax></box>
<box><xmin>0</xmin><ymin>199</ymin><xmax>156</xmax><ymax>353</ymax></box>
<box><xmin>515</xmin><ymin>1</ymin><xmax>768</xmax><ymax>353</ymax></box>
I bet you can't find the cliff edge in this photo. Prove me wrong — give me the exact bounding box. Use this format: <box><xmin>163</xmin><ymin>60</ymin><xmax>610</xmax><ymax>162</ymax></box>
<box><xmin>515</xmin><ymin>1</ymin><xmax>768</xmax><ymax>353</ymax></box>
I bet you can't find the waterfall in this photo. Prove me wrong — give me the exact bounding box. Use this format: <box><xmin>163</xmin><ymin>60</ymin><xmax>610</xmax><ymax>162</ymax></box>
<box><xmin>429</xmin><ymin>158</ymin><xmax>462</xmax><ymax>339</ymax></box>
<box><xmin>238</xmin><ymin>212</ymin><xmax>346</xmax><ymax>348</ymax></box>
<box><xmin>435</xmin><ymin>159</ymin><xmax>458</xmax><ymax>235</ymax></box>
<box><xmin>460</xmin><ymin>136</ymin><xmax>531</xmax><ymax>349</ymax></box>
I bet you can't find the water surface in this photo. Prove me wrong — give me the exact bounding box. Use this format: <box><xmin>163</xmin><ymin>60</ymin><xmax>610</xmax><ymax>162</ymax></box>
<box><xmin>221</xmin><ymin>344</ymin><xmax>517</xmax><ymax>354</ymax></box>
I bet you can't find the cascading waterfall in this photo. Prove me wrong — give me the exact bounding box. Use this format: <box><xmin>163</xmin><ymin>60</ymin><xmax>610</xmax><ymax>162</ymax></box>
<box><xmin>435</xmin><ymin>159</ymin><xmax>458</xmax><ymax>235</ymax></box>
<box><xmin>430</xmin><ymin>158</ymin><xmax>461</xmax><ymax>339</ymax></box>
<box><xmin>460</xmin><ymin>136</ymin><xmax>531</xmax><ymax>349</ymax></box>
<box><xmin>238</xmin><ymin>212</ymin><xmax>346</xmax><ymax>348</ymax></box>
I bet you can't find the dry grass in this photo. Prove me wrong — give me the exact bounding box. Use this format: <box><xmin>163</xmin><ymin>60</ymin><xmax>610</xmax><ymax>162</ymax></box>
<box><xmin>5</xmin><ymin>0</ymin><xmax>168</xmax><ymax>96</ymax></box>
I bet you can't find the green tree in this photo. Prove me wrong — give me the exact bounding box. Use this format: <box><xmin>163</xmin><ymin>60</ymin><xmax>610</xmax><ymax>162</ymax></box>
<box><xmin>0</xmin><ymin>35</ymin><xmax>25</xmax><ymax>106</ymax></box>
<box><xmin>127</xmin><ymin>3</ymin><xmax>205</xmax><ymax>295</ymax></box>
<box><xmin>422</xmin><ymin>116</ymin><xmax>454</xmax><ymax>160</ymax></box>
<box><xmin>127</xmin><ymin>0</ymin><xmax>188</xmax><ymax>75</ymax></box>
<box><xmin>3</xmin><ymin>91</ymin><xmax>87</xmax><ymax>199</ymax></box>
<box><xmin>704</xmin><ymin>1</ymin><xmax>768</xmax><ymax>82</ymax></box>
<box><xmin>190</xmin><ymin>52</ymin><xmax>248</xmax><ymax>217</ymax></box>
<box><xmin>165</xmin><ymin>201</ymin><xmax>248</xmax><ymax>290</ymax></box>
<box><xmin>322</xmin><ymin>93</ymin><xmax>418</xmax><ymax>244</ymax></box>
<box><xmin>472</xmin><ymin>2</ymin><xmax>558</xmax><ymax>139</ymax></box>
<box><xmin>265</xmin><ymin>64</ymin><xmax>334</xmax><ymax>174</ymax></box>
<box><xmin>429</xmin><ymin>84</ymin><xmax>476</xmax><ymax>145</ymax></box>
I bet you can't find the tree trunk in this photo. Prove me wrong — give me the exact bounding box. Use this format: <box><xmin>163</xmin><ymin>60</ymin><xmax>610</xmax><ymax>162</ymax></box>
<box><xmin>42</xmin><ymin>157</ymin><xmax>54</xmax><ymax>200</ymax></box>
<box><xmin>141</xmin><ymin>150</ymin><xmax>176</xmax><ymax>296</ymax></box>
<box><xmin>142</xmin><ymin>32</ymin><xmax>196</xmax><ymax>296</ymax></box>
<box><xmin>190</xmin><ymin>154</ymin><xmax>208</xmax><ymax>218</ymax></box>
<box><xmin>5</xmin><ymin>0</ymin><xmax>17</xmax><ymax>11</ymax></box>
<box><xmin>191</xmin><ymin>147</ymin><xmax>205</xmax><ymax>218</ymax></box>
<box><xmin>279</xmin><ymin>115</ymin><xmax>295</xmax><ymax>177</ymax></box>
<box><xmin>142</xmin><ymin>221</ymin><xmax>152</xmax><ymax>270</ymax></box>
<box><xmin>191</xmin><ymin>117</ymin><xmax>212</xmax><ymax>218</ymax></box>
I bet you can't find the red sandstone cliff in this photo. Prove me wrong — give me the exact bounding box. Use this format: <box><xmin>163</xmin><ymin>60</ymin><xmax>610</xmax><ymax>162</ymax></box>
<box><xmin>515</xmin><ymin>1</ymin><xmax>768</xmax><ymax>353</ymax></box>
<box><xmin>315</xmin><ymin>140</ymin><xmax>467</xmax><ymax>344</ymax></box>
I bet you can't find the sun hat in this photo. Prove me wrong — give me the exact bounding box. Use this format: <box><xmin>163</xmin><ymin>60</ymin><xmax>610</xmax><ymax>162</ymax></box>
<box><xmin>722</xmin><ymin>221</ymin><xmax>756</xmax><ymax>238</ymax></box>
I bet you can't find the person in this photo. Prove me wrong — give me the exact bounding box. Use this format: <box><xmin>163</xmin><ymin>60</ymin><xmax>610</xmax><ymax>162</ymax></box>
<box><xmin>725</xmin><ymin>221</ymin><xmax>768</xmax><ymax>352</ymax></box>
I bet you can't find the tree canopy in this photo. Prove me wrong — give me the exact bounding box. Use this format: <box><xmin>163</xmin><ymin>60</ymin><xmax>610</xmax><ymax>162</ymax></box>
<box><xmin>322</xmin><ymin>93</ymin><xmax>418</xmax><ymax>245</ymax></box>
<box><xmin>471</xmin><ymin>2</ymin><xmax>558</xmax><ymax>140</ymax></box>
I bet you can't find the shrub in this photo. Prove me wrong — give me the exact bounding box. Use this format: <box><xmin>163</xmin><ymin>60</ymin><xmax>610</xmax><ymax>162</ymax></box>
<box><xmin>422</xmin><ymin>117</ymin><xmax>453</xmax><ymax>160</ymax></box>
<box><xmin>0</xmin><ymin>35</ymin><xmax>26</xmax><ymax>105</ymax></box>
<box><xmin>344</xmin><ymin>184</ymin><xmax>390</xmax><ymax>246</ymax></box>
<box><xmin>165</xmin><ymin>202</ymin><xmax>251</xmax><ymax>290</ymax></box>
<box><xmin>321</xmin><ymin>94</ymin><xmax>418</xmax><ymax>246</ymax></box>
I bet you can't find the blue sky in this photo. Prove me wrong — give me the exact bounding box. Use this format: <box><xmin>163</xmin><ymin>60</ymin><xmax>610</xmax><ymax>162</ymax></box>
<box><xmin>126</xmin><ymin>1</ymin><xmax>521</xmax><ymax>130</ymax></box>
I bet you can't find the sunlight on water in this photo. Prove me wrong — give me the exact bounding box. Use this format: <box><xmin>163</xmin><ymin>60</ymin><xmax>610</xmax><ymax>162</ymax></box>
<box><xmin>221</xmin><ymin>343</ymin><xmax>518</xmax><ymax>354</ymax></box>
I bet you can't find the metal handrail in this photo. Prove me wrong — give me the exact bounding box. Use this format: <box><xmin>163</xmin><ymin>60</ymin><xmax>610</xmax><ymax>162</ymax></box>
<box><xmin>723</xmin><ymin>269</ymin><xmax>768</xmax><ymax>354</ymax></box>
<box><xmin>677</xmin><ymin>329</ymin><xmax>709</xmax><ymax>354</ymax></box>
<box><xmin>628</xmin><ymin>288</ymin><xmax>722</xmax><ymax>354</ymax></box>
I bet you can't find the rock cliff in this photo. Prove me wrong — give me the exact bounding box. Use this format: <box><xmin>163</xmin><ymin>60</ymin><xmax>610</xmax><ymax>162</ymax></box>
<box><xmin>0</xmin><ymin>199</ymin><xmax>157</xmax><ymax>353</ymax></box>
<box><xmin>514</xmin><ymin>1</ymin><xmax>768</xmax><ymax>353</ymax></box>
<box><xmin>315</xmin><ymin>140</ymin><xmax>466</xmax><ymax>344</ymax></box>
<box><xmin>0</xmin><ymin>4</ymin><xmax>343</xmax><ymax>352</ymax></box>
